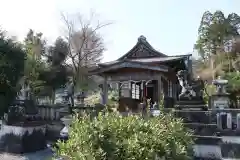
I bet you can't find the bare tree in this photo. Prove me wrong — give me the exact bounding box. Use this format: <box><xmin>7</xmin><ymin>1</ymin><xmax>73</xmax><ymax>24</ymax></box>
<box><xmin>61</xmin><ymin>12</ymin><xmax>111</xmax><ymax>90</ymax></box>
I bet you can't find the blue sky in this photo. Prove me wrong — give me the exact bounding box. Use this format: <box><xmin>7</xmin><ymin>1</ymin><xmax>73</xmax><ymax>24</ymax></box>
<box><xmin>0</xmin><ymin>0</ymin><xmax>239</xmax><ymax>62</ymax></box>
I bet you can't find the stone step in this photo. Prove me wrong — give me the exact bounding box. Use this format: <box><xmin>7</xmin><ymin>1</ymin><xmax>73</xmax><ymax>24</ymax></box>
<box><xmin>175</xmin><ymin>105</ymin><xmax>207</xmax><ymax>110</ymax></box>
<box><xmin>184</xmin><ymin>123</ymin><xmax>218</xmax><ymax>136</ymax></box>
<box><xmin>175</xmin><ymin>111</ymin><xmax>213</xmax><ymax>123</ymax></box>
<box><xmin>184</xmin><ymin>123</ymin><xmax>240</xmax><ymax>137</ymax></box>
<box><xmin>193</xmin><ymin>135</ymin><xmax>222</xmax><ymax>145</ymax></box>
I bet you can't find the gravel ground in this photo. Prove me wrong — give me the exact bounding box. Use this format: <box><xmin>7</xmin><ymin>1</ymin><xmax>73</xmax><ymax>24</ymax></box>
<box><xmin>0</xmin><ymin>148</ymin><xmax>54</xmax><ymax>160</ymax></box>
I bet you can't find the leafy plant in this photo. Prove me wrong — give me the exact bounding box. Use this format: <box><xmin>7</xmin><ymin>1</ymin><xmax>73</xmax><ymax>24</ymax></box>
<box><xmin>55</xmin><ymin>112</ymin><xmax>193</xmax><ymax>160</ymax></box>
<box><xmin>24</xmin><ymin>54</ymin><xmax>46</xmax><ymax>95</ymax></box>
<box><xmin>203</xmin><ymin>84</ymin><xmax>216</xmax><ymax>104</ymax></box>
<box><xmin>0</xmin><ymin>33</ymin><xmax>25</xmax><ymax>116</ymax></box>
<box><xmin>224</xmin><ymin>71</ymin><xmax>240</xmax><ymax>92</ymax></box>
<box><xmin>85</xmin><ymin>90</ymin><xmax>118</xmax><ymax>108</ymax></box>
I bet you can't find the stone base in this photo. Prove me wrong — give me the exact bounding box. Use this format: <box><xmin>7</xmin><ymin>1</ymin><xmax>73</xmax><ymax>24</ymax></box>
<box><xmin>193</xmin><ymin>136</ymin><xmax>222</xmax><ymax>159</ymax></box>
<box><xmin>210</xmin><ymin>94</ymin><xmax>230</xmax><ymax>109</ymax></box>
<box><xmin>176</xmin><ymin>100</ymin><xmax>205</xmax><ymax>105</ymax></box>
<box><xmin>193</xmin><ymin>144</ymin><xmax>222</xmax><ymax>160</ymax></box>
<box><xmin>179</xmin><ymin>96</ymin><xmax>204</xmax><ymax>101</ymax></box>
<box><xmin>0</xmin><ymin>123</ymin><xmax>47</xmax><ymax>154</ymax></box>
<box><xmin>12</xmin><ymin>100</ymin><xmax>38</xmax><ymax>115</ymax></box>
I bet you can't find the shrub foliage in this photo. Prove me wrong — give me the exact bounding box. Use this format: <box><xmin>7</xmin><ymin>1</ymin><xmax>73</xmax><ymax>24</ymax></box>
<box><xmin>56</xmin><ymin>113</ymin><xmax>193</xmax><ymax>160</ymax></box>
<box><xmin>0</xmin><ymin>34</ymin><xmax>25</xmax><ymax>115</ymax></box>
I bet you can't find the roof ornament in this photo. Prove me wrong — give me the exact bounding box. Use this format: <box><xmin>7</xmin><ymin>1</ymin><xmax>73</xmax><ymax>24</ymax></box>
<box><xmin>138</xmin><ymin>44</ymin><xmax>144</xmax><ymax>52</ymax></box>
<box><xmin>138</xmin><ymin>35</ymin><xmax>146</xmax><ymax>42</ymax></box>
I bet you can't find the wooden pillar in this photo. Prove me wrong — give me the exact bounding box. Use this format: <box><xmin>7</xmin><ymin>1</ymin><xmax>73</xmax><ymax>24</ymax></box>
<box><xmin>129</xmin><ymin>81</ymin><xmax>132</xmax><ymax>98</ymax></box>
<box><xmin>157</xmin><ymin>75</ymin><xmax>162</xmax><ymax>103</ymax></box>
<box><xmin>103</xmin><ymin>76</ymin><xmax>108</xmax><ymax>105</ymax></box>
<box><xmin>172</xmin><ymin>83</ymin><xmax>176</xmax><ymax>99</ymax></box>
<box><xmin>118</xmin><ymin>82</ymin><xmax>121</xmax><ymax>98</ymax></box>
<box><xmin>168</xmin><ymin>80</ymin><xmax>173</xmax><ymax>97</ymax></box>
<box><xmin>142</xmin><ymin>81</ymin><xmax>146</xmax><ymax>102</ymax></box>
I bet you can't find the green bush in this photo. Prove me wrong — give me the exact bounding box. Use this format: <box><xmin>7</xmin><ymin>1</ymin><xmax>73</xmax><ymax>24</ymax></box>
<box><xmin>56</xmin><ymin>113</ymin><xmax>193</xmax><ymax>160</ymax></box>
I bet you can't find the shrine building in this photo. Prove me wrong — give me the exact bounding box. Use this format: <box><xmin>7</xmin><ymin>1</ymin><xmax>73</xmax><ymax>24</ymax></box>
<box><xmin>90</xmin><ymin>35</ymin><xmax>192</xmax><ymax>111</ymax></box>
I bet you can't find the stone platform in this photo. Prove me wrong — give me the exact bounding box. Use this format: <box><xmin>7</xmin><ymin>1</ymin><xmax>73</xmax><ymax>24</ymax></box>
<box><xmin>0</xmin><ymin>122</ymin><xmax>47</xmax><ymax>154</ymax></box>
<box><xmin>170</xmin><ymin>108</ymin><xmax>240</xmax><ymax>159</ymax></box>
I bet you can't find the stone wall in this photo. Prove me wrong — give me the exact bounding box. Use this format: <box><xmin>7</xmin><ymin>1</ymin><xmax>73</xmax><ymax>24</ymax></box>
<box><xmin>0</xmin><ymin>124</ymin><xmax>47</xmax><ymax>154</ymax></box>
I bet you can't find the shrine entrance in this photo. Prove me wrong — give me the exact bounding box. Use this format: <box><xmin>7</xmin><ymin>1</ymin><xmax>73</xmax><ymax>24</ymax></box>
<box><xmin>145</xmin><ymin>80</ymin><xmax>157</xmax><ymax>104</ymax></box>
<box><xmin>89</xmin><ymin>35</ymin><xmax>192</xmax><ymax>112</ymax></box>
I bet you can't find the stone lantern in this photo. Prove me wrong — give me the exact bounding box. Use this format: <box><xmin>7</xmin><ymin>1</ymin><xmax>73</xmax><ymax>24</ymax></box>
<box><xmin>211</xmin><ymin>76</ymin><xmax>232</xmax><ymax>130</ymax></box>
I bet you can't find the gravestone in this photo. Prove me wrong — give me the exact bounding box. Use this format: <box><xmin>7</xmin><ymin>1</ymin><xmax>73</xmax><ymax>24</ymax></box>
<box><xmin>237</xmin><ymin>113</ymin><xmax>240</xmax><ymax>130</ymax></box>
<box><xmin>175</xmin><ymin>70</ymin><xmax>205</xmax><ymax>110</ymax></box>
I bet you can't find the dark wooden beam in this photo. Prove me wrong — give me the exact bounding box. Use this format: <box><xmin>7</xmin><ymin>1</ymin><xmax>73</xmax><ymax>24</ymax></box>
<box><xmin>91</xmin><ymin>61</ymin><xmax>168</xmax><ymax>75</ymax></box>
<box><xmin>105</xmin><ymin>72</ymin><xmax>168</xmax><ymax>82</ymax></box>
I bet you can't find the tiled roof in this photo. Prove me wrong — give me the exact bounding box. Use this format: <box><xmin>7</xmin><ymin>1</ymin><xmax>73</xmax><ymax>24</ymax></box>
<box><xmin>90</xmin><ymin>61</ymin><xmax>169</xmax><ymax>74</ymax></box>
<box><xmin>98</xmin><ymin>60</ymin><xmax>119</xmax><ymax>66</ymax></box>
<box><xmin>98</xmin><ymin>55</ymin><xmax>190</xmax><ymax>66</ymax></box>
<box><xmin>129</xmin><ymin>56</ymin><xmax>184</xmax><ymax>63</ymax></box>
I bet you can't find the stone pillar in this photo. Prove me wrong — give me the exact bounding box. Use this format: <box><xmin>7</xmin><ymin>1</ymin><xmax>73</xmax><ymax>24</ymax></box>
<box><xmin>227</xmin><ymin>113</ymin><xmax>232</xmax><ymax>129</ymax></box>
<box><xmin>237</xmin><ymin>113</ymin><xmax>240</xmax><ymax>130</ymax></box>
<box><xmin>102</xmin><ymin>76</ymin><xmax>108</xmax><ymax>105</ymax></box>
<box><xmin>217</xmin><ymin>112</ymin><xmax>232</xmax><ymax>130</ymax></box>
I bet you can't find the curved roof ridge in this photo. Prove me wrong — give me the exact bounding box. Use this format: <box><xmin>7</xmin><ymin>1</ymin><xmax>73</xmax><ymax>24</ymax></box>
<box><xmin>117</xmin><ymin>35</ymin><xmax>167</xmax><ymax>60</ymax></box>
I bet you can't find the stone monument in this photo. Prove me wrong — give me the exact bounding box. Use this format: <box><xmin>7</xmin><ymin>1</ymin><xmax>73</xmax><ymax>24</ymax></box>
<box><xmin>175</xmin><ymin>70</ymin><xmax>205</xmax><ymax>109</ymax></box>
